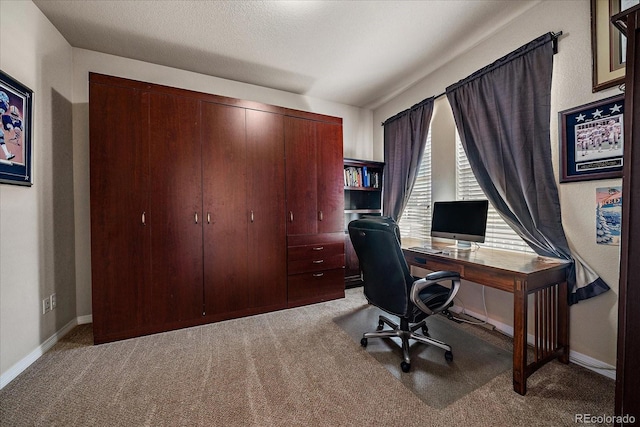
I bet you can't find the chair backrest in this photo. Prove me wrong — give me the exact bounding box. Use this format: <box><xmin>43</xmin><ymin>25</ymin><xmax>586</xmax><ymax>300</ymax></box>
<box><xmin>348</xmin><ymin>217</ymin><xmax>414</xmax><ymax>317</ymax></box>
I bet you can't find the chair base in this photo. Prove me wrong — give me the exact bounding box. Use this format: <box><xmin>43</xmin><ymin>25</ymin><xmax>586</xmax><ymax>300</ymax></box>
<box><xmin>360</xmin><ymin>315</ymin><xmax>453</xmax><ymax>372</ymax></box>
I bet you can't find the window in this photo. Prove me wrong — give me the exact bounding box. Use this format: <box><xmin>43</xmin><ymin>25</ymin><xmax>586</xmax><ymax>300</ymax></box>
<box><xmin>456</xmin><ymin>133</ymin><xmax>534</xmax><ymax>253</ymax></box>
<box><xmin>398</xmin><ymin>128</ymin><xmax>432</xmax><ymax>240</ymax></box>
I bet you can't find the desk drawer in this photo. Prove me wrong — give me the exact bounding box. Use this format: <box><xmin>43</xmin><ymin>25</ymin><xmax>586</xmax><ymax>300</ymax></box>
<box><xmin>405</xmin><ymin>253</ymin><xmax>463</xmax><ymax>275</ymax></box>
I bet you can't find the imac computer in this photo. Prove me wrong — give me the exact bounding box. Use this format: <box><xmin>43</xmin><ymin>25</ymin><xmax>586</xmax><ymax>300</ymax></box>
<box><xmin>430</xmin><ymin>200</ymin><xmax>489</xmax><ymax>250</ymax></box>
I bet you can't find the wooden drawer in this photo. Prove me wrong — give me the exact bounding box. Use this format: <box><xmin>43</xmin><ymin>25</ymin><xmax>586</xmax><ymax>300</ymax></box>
<box><xmin>288</xmin><ymin>242</ymin><xmax>344</xmax><ymax>261</ymax></box>
<box><xmin>287</xmin><ymin>232</ymin><xmax>343</xmax><ymax>247</ymax></box>
<box><xmin>287</xmin><ymin>268</ymin><xmax>345</xmax><ymax>307</ymax></box>
<box><xmin>288</xmin><ymin>254</ymin><xmax>344</xmax><ymax>274</ymax></box>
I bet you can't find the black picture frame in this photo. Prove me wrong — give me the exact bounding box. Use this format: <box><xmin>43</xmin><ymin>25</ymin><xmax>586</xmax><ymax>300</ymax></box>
<box><xmin>0</xmin><ymin>70</ymin><xmax>33</xmax><ymax>186</ymax></box>
<box><xmin>559</xmin><ymin>94</ymin><xmax>624</xmax><ymax>183</ymax></box>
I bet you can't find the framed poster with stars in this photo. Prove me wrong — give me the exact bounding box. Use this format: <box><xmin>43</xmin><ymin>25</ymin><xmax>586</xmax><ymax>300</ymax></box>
<box><xmin>559</xmin><ymin>94</ymin><xmax>624</xmax><ymax>182</ymax></box>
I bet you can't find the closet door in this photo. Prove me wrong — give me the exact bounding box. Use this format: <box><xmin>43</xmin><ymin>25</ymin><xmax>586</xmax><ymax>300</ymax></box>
<box><xmin>285</xmin><ymin>117</ymin><xmax>318</xmax><ymax>235</ymax></box>
<box><xmin>148</xmin><ymin>93</ymin><xmax>203</xmax><ymax>325</ymax></box>
<box><xmin>246</xmin><ymin>109</ymin><xmax>287</xmax><ymax>309</ymax></box>
<box><xmin>202</xmin><ymin>102</ymin><xmax>249</xmax><ymax>315</ymax></box>
<box><xmin>90</xmin><ymin>82</ymin><xmax>150</xmax><ymax>343</ymax></box>
<box><xmin>316</xmin><ymin>121</ymin><xmax>344</xmax><ymax>234</ymax></box>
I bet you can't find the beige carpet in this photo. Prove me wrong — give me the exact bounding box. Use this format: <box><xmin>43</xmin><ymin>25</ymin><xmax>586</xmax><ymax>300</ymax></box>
<box><xmin>0</xmin><ymin>288</ymin><xmax>615</xmax><ymax>426</ymax></box>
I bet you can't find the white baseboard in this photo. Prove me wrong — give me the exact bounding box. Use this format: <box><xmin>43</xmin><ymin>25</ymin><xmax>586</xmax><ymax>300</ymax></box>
<box><xmin>77</xmin><ymin>314</ymin><xmax>93</xmax><ymax>325</ymax></box>
<box><xmin>0</xmin><ymin>316</ymin><xmax>88</xmax><ymax>389</ymax></box>
<box><xmin>449</xmin><ymin>305</ymin><xmax>616</xmax><ymax>380</ymax></box>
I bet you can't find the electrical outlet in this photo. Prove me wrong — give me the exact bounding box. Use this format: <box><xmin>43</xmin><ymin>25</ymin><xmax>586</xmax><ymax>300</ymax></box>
<box><xmin>50</xmin><ymin>293</ymin><xmax>56</xmax><ymax>310</ymax></box>
<box><xmin>42</xmin><ymin>297</ymin><xmax>51</xmax><ymax>314</ymax></box>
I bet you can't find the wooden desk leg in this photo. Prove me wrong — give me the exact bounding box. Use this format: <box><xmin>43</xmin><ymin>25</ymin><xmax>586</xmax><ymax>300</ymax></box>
<box><xmin>513</xmin><ymin>279</ymin><xmax>528</xmax><ymax>395</ymax></box>
<box><xmin>558</xmin><ymin>280</ymin><xmax>570</xmax><ymax>364</ymax></box>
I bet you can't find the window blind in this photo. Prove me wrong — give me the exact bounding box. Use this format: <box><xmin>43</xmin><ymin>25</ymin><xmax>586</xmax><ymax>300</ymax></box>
<box><xmin>456</xmin><ymin>133</ymin><xmax>534</xmax><ymax>253</ymax></box>
<box><xmin>398</xmin><ymin>128</ymin><xmax>432</xmax><ymax>240</ymax></box>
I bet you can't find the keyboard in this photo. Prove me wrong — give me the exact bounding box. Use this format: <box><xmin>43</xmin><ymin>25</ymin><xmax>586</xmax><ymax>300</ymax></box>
<box><xmin>408</xmin><ymin>246</ymin><xmax>442</xmax><ymax>254</ymax></box>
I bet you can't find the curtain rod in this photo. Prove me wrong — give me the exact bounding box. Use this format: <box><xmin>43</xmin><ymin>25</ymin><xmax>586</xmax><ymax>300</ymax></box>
<box><xmin>381</xmin><ymin>31</ymin><xmax>563</xmax><ymax>126</ymax></box>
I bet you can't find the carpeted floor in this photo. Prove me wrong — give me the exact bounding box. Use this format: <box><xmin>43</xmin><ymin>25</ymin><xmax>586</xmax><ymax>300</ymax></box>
<box><xmin>0</xmin><ymin>288</ymin><xmax>615</xmax><ymax>426</ymax></box>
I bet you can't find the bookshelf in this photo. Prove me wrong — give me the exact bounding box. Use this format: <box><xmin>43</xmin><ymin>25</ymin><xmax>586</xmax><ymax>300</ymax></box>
<box><xmin>343</xmin><ymin>158</ymin><xmax>384</xmax><ymax>287</ymax></box>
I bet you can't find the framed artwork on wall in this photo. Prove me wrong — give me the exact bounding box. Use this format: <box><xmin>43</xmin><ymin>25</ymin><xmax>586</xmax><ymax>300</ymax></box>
<box><xmin>0</xmin><ymin>70</ymin><xmax>33</xmax><ymax>186</ymax></box>
<box><xmin>559</xmin><ymin>94</ymin><xmax>624</xmax><ymax>183</ymax></box>
<box><xmin>591</xmin><ymin>0</ymin><xmax>640</xmax><ymax>92</ymax></box>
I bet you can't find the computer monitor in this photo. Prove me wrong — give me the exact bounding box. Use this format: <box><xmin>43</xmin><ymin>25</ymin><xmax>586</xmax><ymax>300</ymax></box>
<box><xmin>430</xmin><ymin>200</ymin><xmax>489</xmax><ymax>250</ymax></box>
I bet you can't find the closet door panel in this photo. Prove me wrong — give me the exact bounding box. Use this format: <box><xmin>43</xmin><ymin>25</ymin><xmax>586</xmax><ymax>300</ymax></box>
<box><xmin>316</xmin><ymin>122</ymin><xmax>344</xmax><ymax>234</ymax></box>
<box><xmin>148</xmin><ymin>93</ymin><xmax>203</xmax><ymax>324</ymax></box>
<box><xmin>246</xmin><ymin>109</ymin><xmax>287</xmax><ymax>308</ymax></box>
<box><xmin>285</xmin><ymin>117</ymin><xmax>317</xmax><ymax>235</ymax></box>
<box><xmin>202</xmin><ymin>102</ymin><xmax>249</xmax><ymax>315</ymax></box>
<box><xmin>90</xmin><ymin>83</ymin><xmax>149</xmax><ymax>342</ymax></box>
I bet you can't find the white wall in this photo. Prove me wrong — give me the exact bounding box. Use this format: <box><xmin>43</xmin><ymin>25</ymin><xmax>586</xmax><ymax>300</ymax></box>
<box><xmin>373</xmin><ymin>0</ymin><xmax>620</xmax><ymax>367</ymax></box>
<box><xmin>0</xmin><ymin>0</ymin><xmax>75</xmax><ymax>375</ymax></box>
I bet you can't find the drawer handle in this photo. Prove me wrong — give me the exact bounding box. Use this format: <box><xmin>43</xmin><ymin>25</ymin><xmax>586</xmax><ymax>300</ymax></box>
<box><xmin>312</xmin><ymin>273</ymin><xmax>324</xmax><ymax>277</ymax></box>
<box><xmin>250</xmin><ymin>210</ymin><xmax>254</xmax><ymax>223</ymax></box>
<box><xmin>289</xmin><ymin>211</ymin><xmax>294</xmax><ymax>222</ymax></box>
<box><xmin>195</xmin><ymin>212</ymin><xmax>199</xmax><ymax>224</ymax></box>
<box><xmin>207</xmin><ymin>212</ymin><xmax>211</xmax><ymax>224</ymax></box>
<box><xmin>312</xmin><ymin>247</ymin><xmax>324</xmax><ymax>251</ymax></box>
<box><xmin>312</xmin><ymin>260</ymin><xmax>324</xmax><ymax>264</ymax></box>
<box><xmin>318</xmin><ymin>210</ymin><xmax>323</xmax><ymax>221</ymax></box>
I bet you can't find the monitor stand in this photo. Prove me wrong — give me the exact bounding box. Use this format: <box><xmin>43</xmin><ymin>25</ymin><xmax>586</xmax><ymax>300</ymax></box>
<box><xmin>448</xmin><ymin>240</ymin><xmax>472</xmax><ymax>251</ymax></box>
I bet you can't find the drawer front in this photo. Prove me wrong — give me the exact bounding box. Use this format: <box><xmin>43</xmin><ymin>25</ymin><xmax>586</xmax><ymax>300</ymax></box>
<box><xmin>288</xmin><ymin>254</ymin><xmax>344</xmax><ymax>275</ymax></box>
<box><xmin>287</xmin><ymin>268</ymin><xmax>345</xmax><ymax>307</ymax></box>
<box><xmin>288</xmin><ymin>242</ymin><xmax>344</xmax><ymax>261</ymax></box>
<box><xmin>287</xmin><ymin>232</ymin><xmax>343</xmax><ymax>247</ymax></box>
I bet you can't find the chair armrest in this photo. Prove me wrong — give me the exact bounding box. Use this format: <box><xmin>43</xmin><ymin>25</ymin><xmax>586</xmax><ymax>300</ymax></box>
<box><xmin>409</xmin><ymin>271</ymin><xmax>461</xmax><ymax>316</ymax></box>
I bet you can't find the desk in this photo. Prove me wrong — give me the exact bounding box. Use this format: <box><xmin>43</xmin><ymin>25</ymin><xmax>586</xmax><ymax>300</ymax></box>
<box><xmin>402</xmin><ymin>238</ymin><xmax>570</xmax><ymax>395</ymax></box>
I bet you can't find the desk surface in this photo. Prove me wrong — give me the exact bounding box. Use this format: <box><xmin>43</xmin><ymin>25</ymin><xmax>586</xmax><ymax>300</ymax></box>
<box><xmin>402</xmin><ymin>238</ymin><xmax>569</xmax><ymax>293</ymax></box>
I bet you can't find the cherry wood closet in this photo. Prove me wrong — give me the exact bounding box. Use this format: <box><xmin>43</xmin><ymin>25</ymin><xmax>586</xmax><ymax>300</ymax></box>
<box><xmin>89</xmin><ymin>73</ymin><xmax>344</xmax><ymax>343</ymax></box>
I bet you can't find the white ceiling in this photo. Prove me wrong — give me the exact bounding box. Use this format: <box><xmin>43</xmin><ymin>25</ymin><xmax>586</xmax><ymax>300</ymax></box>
<box><xmin>33</xmin><ymin>0</ymin><xmax>540</xmax><ymax>109</ymax></box>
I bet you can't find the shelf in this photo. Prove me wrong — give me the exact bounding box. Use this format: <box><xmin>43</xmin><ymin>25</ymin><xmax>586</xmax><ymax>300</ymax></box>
<box><xmin>344</xmin><ymin>186</ymin><xmax>381</xmax><ymax>191</ymax></box>
<box><xmin>345</xmin><ymin>209</ymin><xmax>381</xmax><ymax>214</ymax></box>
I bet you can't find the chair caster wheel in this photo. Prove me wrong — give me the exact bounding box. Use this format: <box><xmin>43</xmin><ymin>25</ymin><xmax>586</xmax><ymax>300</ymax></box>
<box><xmin>445</xmin><ymin>350</ymin><xmax>453</xmax><ymax>362</ymax></box>
<box><xmin>401</xmin><ymin>361</ymin><xmax>411</xmax><ymax>373</ymax></box>
<box><xmin>360</xmin><ymin>337</ymin><xmax>368</xmax><ymax>347</ymax></box>
<box><xmin>377</xmin><ymin>320</ymin><xmax>384</xmax><ymax>331</ymax></box>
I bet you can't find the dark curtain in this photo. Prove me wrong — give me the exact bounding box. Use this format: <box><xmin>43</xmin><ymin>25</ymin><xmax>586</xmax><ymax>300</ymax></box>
<box><xmin>382</xmin><ymin>97</ymin><xmax>434</xmax><ymax>221</ymax></box>
<box><xmin>446</xmin><ymin>33</ymin><xmax>609</xmax><ymax>304</ymax></box>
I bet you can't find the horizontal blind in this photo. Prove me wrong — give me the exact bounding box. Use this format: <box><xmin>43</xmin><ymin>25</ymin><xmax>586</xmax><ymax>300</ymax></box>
<box><xmin>456</xmin><ymin>133</ymin><xmax>534</xmax><ymax>253</ymax></box>
<box><xmin>398</xmin><ymin>128</ymin><xmax>432</xmax><ymax>240</ymax></box>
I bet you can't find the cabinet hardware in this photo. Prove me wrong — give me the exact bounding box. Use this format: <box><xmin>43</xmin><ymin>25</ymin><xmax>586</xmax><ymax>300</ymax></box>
<box><xmin>318</xmin><ymin>210</ymin><xmax>323</xmax><ymax>221</ymax></box>
<box><xmin>250</xmin><ymin>210</ymin><xmax>254</xmax><ymax>223</ymax></box>
<box><xmin>312</xmin><ymin>273</ymin><xmax>324</xmax><ymax>277</ymax></box>
<box><xmin>207</xmin><ymin>212</ymin><xmax>211</xmax><ymax>224</ymax></box>
<box><xmin>289</xmin><ymin>211</ymin><xmax>294</xmax><ymax>222</ymax></box>
<box><xmin>312</xmin><ymin>247</ymin><xmax>324</xmax><ymax>251</ymax></box>
<box><xmin>312</xmin><ymin>260</ymin><xmax>324</xmax><ymax>264</ymax></box>
<box><xmin>195</xmin><ymin>212</ymin><xmax>198</xmax><ymax>224</ymax></box>
<box><xmin>142</xmin><ymin>212</ymin><xmax>146</xmax><ymax>226</ymax></box>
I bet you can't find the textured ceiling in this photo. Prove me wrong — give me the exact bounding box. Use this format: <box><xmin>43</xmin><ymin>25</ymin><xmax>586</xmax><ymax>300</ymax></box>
<box><xmin>33</xmin><ymin>0</ymin><xmax>540</xmax><ymax>108</ymax></box>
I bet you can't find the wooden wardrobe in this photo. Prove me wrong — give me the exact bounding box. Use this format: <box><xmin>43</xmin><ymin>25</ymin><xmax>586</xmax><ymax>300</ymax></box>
<box><xmin>89</xmin><ymin>73</ymin><xmax>344</xmax><ymax>344</ymax></box>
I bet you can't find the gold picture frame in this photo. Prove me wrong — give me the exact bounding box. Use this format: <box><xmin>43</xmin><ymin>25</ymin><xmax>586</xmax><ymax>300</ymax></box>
<box><xmin>591</xmin><ymin>0</ymin><xmax>639</xmax><ymax>92</ymax></box>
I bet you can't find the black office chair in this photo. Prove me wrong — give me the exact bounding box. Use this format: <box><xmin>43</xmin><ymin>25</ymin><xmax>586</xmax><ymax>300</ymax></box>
<box><xmin>348</xmin><ymin>216</ymin><xmax>461</xmax><ymax>372</ymax></box>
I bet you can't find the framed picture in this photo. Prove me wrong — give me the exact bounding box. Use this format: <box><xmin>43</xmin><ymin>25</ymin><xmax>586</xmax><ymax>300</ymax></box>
<box><xmin>559</xmin><ymin>94</ymin><xmax>624</xmax><ymax>183</ymax></box>
<box><xmin>590</xmin><ymin>0</ymin><xmax>639</xmax><ymax>92</ymax></box>
<box><xmin>0</xmin><ymin>70</ymin><xmax>33</xmax><ymax>186</ymax></box>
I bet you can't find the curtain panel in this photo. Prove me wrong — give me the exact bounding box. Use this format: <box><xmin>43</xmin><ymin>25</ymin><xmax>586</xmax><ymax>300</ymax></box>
<box><xmin>382</xmin><ymin>97</ymin><xmax>434</xmax><ymax>221</ymax></box>
<box><xmin>446</xmin><ymin>33</ymin><xmax>609</xmax><ymax>304</ymax></box>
